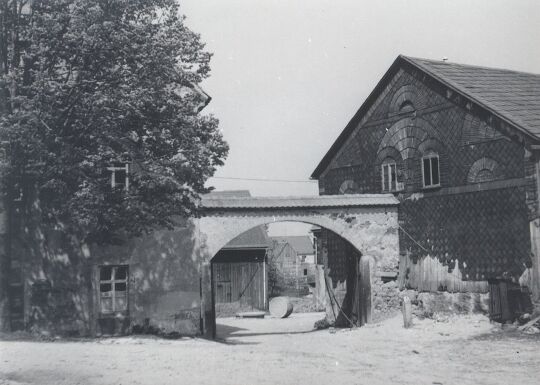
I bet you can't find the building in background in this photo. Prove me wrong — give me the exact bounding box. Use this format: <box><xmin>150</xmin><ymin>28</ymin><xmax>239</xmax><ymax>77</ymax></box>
<box><xmin>208</xmin><ymin>190</ymin><xmax>271</xmax><ymax>316</ymax></box>
<box><xmin>212</xmin><ymin>225</ymin><xmax>271</xmax><ymax>316</ymax></box>
<box><xmin>268</xmin><ymin>236</ymin><xmax>316</xmax><ymax>296</ymax></box>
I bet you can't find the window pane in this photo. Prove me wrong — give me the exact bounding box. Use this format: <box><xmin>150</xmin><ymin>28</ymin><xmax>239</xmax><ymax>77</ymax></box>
<box><xmin>390</xmin><ymin>164</ymin><xmax>396</xmax><ymax>191</ymax></box>
<box><xmin>115</xmin><ymin>266</ymin><xmax>128</xmax><ymax>280</ymax></box>
<box><xmin>115</xmin><ymin>295</ymin><xmax>128</xmax><ymax>312</ymax></box>
<box><xmin>114</xmin><ymin>170</ymin><xmax>126</xmax><ymax>187</ymax></box>
<box><xmin>100</xmin><ymin>297</ymin><xmax>113</xmax><ymax>313</ymax></box>
<box><xmin>100</xmin><ymin>266</ymin><xmax>112</xmax><ymax>281</ymax></box>
<box><xmin>431</xmin><ymin>157</ymin><xmax>440</xmax><ymax>185</ymax></box>
<box><xmin>383</xmin><ymin>165</ymin><xmax>389</xmax><ymax>191</ymax></box>
<box><xmin>100</xmin><ymin>283</ymin><xmax>112</xmax><ymax>293</ymax></box>
<box><xmin>115</xmin><ymin>282</ymin><xmax>127</xmax><ymax>292</ymax></box>
<box><xmin>423</xmin><ymin>158</ymin><xmax>431</xmax><ymax>186</ymax></box>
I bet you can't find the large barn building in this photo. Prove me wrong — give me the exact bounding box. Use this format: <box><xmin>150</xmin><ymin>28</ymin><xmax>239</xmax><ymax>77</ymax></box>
<box><xmin>311</xmin><ymin>55</ymin><xmax>540</xmax><ymax>320</ymax></box>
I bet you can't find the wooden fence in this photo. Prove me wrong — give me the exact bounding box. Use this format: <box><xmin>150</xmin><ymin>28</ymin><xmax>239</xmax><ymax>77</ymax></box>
<box><xmin>397</xmin><ymin>254</ymin><xmax>488</xmax><ymax>293</ymax></box>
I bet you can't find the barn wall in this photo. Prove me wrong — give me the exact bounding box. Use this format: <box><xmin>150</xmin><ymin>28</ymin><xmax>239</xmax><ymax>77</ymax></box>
<box><xmin>317</xmin><ymin>66</ymin><xmax>534</xmax><ymax>291</ymax></box>
<box><xmin>212</xmin><ymin>249</ymin><xmax>267</xmax><ymax>311</ymax></box>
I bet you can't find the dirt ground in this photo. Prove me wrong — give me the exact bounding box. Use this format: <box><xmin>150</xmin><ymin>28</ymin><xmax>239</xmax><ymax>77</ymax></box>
<box><xmin>1</xmin><ymin>312</ymin><xmax>539</xmax><ymax>385</ymax></box>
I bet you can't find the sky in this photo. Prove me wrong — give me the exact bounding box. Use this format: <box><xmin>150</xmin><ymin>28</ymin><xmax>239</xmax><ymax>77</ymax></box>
<box><xmin>179</xmin><ymin>0</ymin><xmax>540</xmax><ymax>234</ymax></box>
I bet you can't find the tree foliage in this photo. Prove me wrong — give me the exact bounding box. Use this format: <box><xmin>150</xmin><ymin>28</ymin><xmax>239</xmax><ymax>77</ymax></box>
<box><xmin>0</xmin><ymin>0</ymin><xmax>228</xmax><ymax>243</ymax></box>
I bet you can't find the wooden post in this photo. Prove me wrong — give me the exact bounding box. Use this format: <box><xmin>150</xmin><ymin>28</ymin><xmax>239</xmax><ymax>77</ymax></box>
<box><xmin>313</xmin><ymin>265</ymin><xmax>327</xmax><ymax>310</ymax></box>
<box><xmin>402</xmin><ymin>296</ymin><xmax>412</xmax><ymax>328</ymax></box>
<box><xmin>530</xmin><ymin>219</ymin><xmax>540</xmax><ymax>303</ymax></box>
<box><xmin>200</xmin><ymin>261</ymin><xmax>214</xmax><ymax>338</ymax></box>
<box><xmin>359</xmin><ymin>255</ymin><xmax>373</xmax><ymax>325</ymax></box>
<box><xmin>531</xmin><ymin>157</ymin><xmax>540</xmax><ymax>303</ymax></box>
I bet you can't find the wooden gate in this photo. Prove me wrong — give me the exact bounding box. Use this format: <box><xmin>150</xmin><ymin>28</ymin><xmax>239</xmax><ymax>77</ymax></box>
<box><xmin>212</xmin><ymin>261</ymin><xmax>266</xmax><ymax>310</ymax></box>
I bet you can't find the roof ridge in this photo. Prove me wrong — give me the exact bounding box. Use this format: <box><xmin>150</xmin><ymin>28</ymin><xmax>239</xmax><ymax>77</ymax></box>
<box><xmin>402</xmin><ymin>55</ymin><xmax>540</xmax><ymax>77</ymax></box>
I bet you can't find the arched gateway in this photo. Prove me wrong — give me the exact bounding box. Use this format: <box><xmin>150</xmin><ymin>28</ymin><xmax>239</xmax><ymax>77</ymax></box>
<box><xmin>195</xmin><ymin>194</ymin><xmax>400</xmax><ymax>338</ymax></box>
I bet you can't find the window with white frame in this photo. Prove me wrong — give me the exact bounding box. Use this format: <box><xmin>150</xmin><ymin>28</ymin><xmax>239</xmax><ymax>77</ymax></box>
<box><xmin>381</xmin><ymin>159</ymin><xmax>397</xmax><ymax>192</ymax></box>
<box><xmin>107</xmin><ymin>163</ymin><xmax>129</xmax><ymax>190</ymax></box>
<box><xmin>99</xmin><ymin>265</ymin><xmax>128</xmax><ymax>314</ymax></box>
<box><xmin>422</xmin><ymin>152</ymin><xmax>440</xmax><ymax>188</ymax></box>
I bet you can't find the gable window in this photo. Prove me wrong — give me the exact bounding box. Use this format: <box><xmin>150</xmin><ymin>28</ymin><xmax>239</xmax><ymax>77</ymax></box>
<box><xmin>107</xmin><ymin>163</ymin><xmax>129</xmax><ymax>190</ymax></box>
<box><xmin>422</xmin><ymin>152</ymin><xmax>440</xmax><ymax>188</ymax></box>
<box><xmin>99</xmin><ymin>265</ymin><xmax>128</xmax><ymax>314</ymax></box>
<box><xmin>381</xmin><ymin>160</ymin><xmax>397</xmax><ymax>192</ymax></box>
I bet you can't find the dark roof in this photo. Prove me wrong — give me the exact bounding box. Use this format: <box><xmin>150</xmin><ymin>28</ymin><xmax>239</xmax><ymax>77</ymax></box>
<box><xmin>222</xmin><ymin>226</ymin><xmax>271</xmax><ymax>249</ymax></box>
<box><xmin>201</xmin><ymin>194</ymin><xmax>399</xmax><ymax>209</ymax></box>
<box><xmin>404</xmin><ymin>56</ymin><xmax>540</xmax><ymax>137</ymax></box>
<box><xmin>205</xmin><ymin>190</ymin><xmax>251</xmax><ymax>198</ymax></box>
<box><xmin>311</xmin><ymin>55</ymin><xmax>540</xmax><ymax>178</ymax></box>
<box><xmin>271</xmin><ymin>236</ymin><xmax>314</xmax><ymax>255</ymax></box>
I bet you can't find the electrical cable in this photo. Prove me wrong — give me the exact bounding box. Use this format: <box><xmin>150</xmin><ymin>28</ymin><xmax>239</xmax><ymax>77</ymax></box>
<box><xmin>397</xmin><ymin>223</ymin><xmax>430</xmax><ymax>253</ymax></box>
<box><xmin>211</xmin><ymin>176</ymin><xmax>318</xmax><ymax>183</ymax></box>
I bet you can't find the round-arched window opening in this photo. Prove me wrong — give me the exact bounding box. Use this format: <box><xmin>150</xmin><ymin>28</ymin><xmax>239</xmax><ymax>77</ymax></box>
<box><xmin>475</xmin><ymin>169</ymin><xmax>494</xmax><ymax>183</ymax></box>
<box><xmin>381</xmin><ymin>158</ymin><xmax>398</xmax><ymax>192</ymax></box>
<box><xmin>399</xmin><ymin>100</ymin><xmax>415</xmax><ymax>113</ymax></box>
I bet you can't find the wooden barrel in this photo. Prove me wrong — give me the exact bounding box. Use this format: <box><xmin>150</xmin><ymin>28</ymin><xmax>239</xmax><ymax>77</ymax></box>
<box><xmin>269</xmin><ymin>296</ymin><xmax>293</xmax><ymax>318</ymax></box>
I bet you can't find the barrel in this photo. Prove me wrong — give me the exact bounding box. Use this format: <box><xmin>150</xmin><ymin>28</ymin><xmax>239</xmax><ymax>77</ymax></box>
<box><xmin>269</xmin><ymin>296</ymin><xmax>293</xmax><ymax>318</ymax></box>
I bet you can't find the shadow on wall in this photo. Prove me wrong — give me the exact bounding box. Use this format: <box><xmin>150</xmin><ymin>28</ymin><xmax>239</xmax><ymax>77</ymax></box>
<box><xmin>23</xmin><ymin>219</ymin><xmax>207</xmax><ymax>337</ymax></box>
<box><xmin>94</xmin><ymin>220</ymin><xmax>204</xmax><ymax>336</ymax></box>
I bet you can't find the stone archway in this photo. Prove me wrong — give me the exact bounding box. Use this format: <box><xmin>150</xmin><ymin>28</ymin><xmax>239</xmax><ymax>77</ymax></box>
<box><xmin>194</xmin><ymin>194</ymin><xmax>400</xmax><ymax>337</ymax></box>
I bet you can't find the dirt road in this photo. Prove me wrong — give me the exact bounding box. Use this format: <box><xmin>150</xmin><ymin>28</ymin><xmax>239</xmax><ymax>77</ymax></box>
<box><xmin>1</xmin><ymin>312</ymin><xmax>539</xmax><ymax>385</ymax></box>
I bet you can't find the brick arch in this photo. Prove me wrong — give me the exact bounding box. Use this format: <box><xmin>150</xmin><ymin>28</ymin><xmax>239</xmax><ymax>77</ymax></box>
<box><xmin>339</xmin><ymin>180</ymin><xmax>358</xmax><ymax>194</ymax></box>
<box><xmin>377</xmin><ymin>117</ymin><xmax>442</xmax><ymax>161</ymax></box>
<box><xmin>467</xmin><ymin>157</ymin><xmax>503</xmax><ymax>183</ymax></box>
<box><xmin>461</xmin><ymin>113</ymin><xmax>503</xmax><ymax>145</ymax></box>
<box><xmin>389</xmin><ymin>84</ymin><xmax>420</xmax><ymax>114</ymax></box>
<box><xmin>376</xmin><ymin>146</ymin><xmax>402</xmax><ymax>164</ymax></box>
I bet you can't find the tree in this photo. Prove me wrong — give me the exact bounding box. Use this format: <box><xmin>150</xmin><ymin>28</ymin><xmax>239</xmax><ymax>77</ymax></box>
<box><xmin>0</xmin><ymin>0</ymin><xmax>228</xmax><ymax>244</ymax></box>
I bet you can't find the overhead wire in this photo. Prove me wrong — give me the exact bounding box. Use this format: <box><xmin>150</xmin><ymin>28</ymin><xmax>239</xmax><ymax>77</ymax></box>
<box><xmin>211</xmin><ymin>176</ymin><xmax>318</xmax><ymax>183</ymax></box>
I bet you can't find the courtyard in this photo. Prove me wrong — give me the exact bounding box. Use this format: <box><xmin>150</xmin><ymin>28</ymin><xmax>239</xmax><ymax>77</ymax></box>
<box><xmin>1</xmin><ymin>312</ymin><xmax>539</xmax><ymax>385</ymax></box>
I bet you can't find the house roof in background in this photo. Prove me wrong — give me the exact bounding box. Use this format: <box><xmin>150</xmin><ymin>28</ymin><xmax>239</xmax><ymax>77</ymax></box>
<box><xmin>201</xmin><ymin>194</ymin><xmax>399</xmax><ymax>209</ymax></box>
<box><xmin>311</xmin><ymin>55</ymin><xmax>540</xmax><ymax>178</ymax></box>
<box><xmin>271</xmin><ymin>236</ymin><xmax>314</xmax><ymax>255</ymax></box>
<box><xmin>206</xmin><ymin>190</ymin><xmax>271</xmax><ymax>250</ymax></box>
<box><xmin>222</xmin><ymin>226</ymin><xmax>271</xmax><ymax>249</ymax></box>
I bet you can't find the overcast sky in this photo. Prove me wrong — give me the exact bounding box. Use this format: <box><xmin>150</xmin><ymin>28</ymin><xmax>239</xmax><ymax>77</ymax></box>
<box><xmin>180</xmin><ymin>0</ymin><xmax>540</xmax><ymax>199</ymax></box>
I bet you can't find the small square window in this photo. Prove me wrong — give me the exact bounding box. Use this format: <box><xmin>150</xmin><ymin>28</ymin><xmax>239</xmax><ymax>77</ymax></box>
<box><xmin>107</xmin><ymin>164</ymin><xmax>130</xmax><ymax>191</ymax></box>
<box><xmin>303</xmin><ymin>269</ymin><xmax>308</xmax><ymax>276</ymax></box>
<box><xmin>422</xmin><ymin>153</ymin><xmax>440</xmax><ymax>188</ymax></box>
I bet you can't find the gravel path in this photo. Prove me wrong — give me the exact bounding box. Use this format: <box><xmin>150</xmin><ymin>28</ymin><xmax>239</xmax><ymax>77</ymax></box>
<box><xmin>1</xmin><ymin>312</ymin><xmax>539</xmax><ymax>385</ymax></box>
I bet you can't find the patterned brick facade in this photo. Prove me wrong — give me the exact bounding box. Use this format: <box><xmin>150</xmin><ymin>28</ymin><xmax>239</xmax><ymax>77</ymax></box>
<box><xmin>315</xmin><ymin>65</ymin><xmax>534</xmax><ymax>287</ymax></box>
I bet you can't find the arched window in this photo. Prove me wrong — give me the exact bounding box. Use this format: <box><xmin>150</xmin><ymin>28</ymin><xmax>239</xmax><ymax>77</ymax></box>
<box><xmin>467</xmin><ymin>157</ymin><xmax>502</xmax><ymax>183</ymax></box>
<box><xmin>421</xmin><ymin>151</ymin><xmax>440</xmax><ymax>188</ymax></box>
<box><xmin>399</xmin><ymin>100</ymin><xmax>415</xmax><ymax>113</ymax></box>
<box><xmin>339</xmin><ymin>180</ymin><xmax>358</xmax><ymax>194</ymax></box>
<box><xmin>381</xmin><ymin>158</ymin><xmax>397</xmax><ymax>192</ymax></box>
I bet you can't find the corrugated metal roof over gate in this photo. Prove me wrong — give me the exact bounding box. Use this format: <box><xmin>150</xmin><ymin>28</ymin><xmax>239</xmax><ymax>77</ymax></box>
<box><xmin>201</xmin><ymin>193</ymin><xmax>399</xmax><ymax>209</ymax></box>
